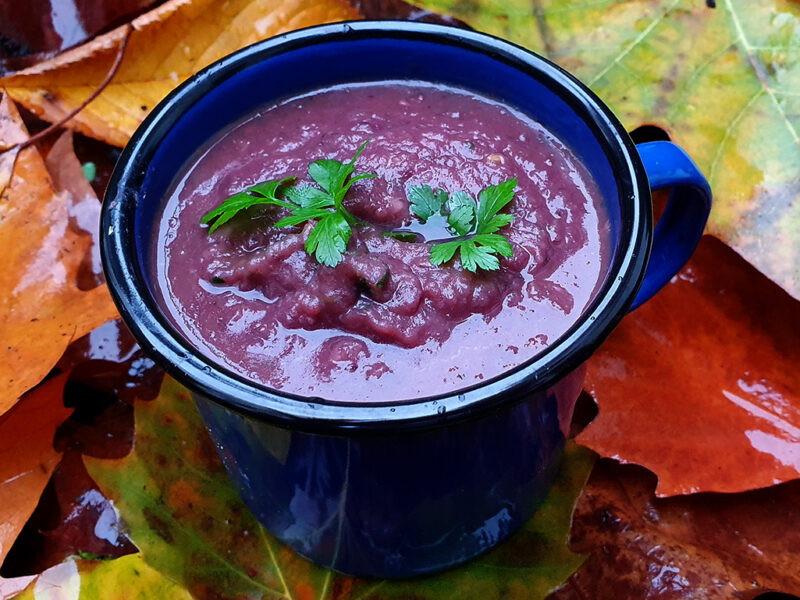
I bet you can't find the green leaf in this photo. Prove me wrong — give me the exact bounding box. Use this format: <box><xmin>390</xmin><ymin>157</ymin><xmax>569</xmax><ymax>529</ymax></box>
<box><xmin>274</xmin><ymin>207</ymin><xmax>332</xmax><ymax>228</ymax></box>
<box><xmin>305</xmin><ymin>212</ymin><xmax>352</xmax><ymax>267</ymax></box>
<box><xmin>476</xmin><ymin>178</ymin><xmax>516</xmax><ymax>233</ymax></box>
<box><xmin>201</xmin><ymin>177</ymin><xmax>294</xmax><ymax>234</ymax></box>
<box><xmin>459</xmin><ymin>241</ymin><xmax>501</xmax><ymax>272</ymax></box>
<box><xmin>480</xmin><ymin>213</ymin><xmax>515</xmax><ymax>234</ymax></box>
<box><xmin>408</xmin><ymin>185</ymin><xmax>448</xmax><ymax>221</ymax></box>
<box><xmin>447</xmin><ymin>191</ymin><xmax>477</xmax><ymax>236</ymax></box>
<box><xmin>308</xmin><ymin>158</ymin><xmax>349</xmax><ymax>195</ymax></box>
<box><xmin>430</xmin><ymin>239</ymin><xmax>464</xmax><ymax>265</ymax></box>
<box><xmin>472</xmin><ymin>233</ymin><xmax>514</xmax><ymax>257</ymax></box>
<box><xmin>341</xmin><ymin>172</ymin><xmax>378</xmax><ymax>196</ymax></box>
<box><xmin>307</xmin><ymin>141</ymin><xmax>374</xmax><ymax>200</ymax></box>
<box><xmin>284</xmin><ymin>185</ymin><xmax>334</xmax><ymax>209</ymax></box>
<box><xmin>249</xmin><ymin>177</ymin><xmax>296</xmax><ymax>200</ymax></box>
<box><xmin>382</xmin><ymin>231</ymin><xmax>420</xmax><ymax>242</ymax></box>
<box><xmin>86</xmin><ymin>376</ymin><xmax>593</xmax><ymax>600</ymax></box>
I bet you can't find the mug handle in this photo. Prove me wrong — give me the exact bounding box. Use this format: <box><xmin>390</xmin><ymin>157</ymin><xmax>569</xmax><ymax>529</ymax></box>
<box><xmin>630</xmin><ymin>141</ymin><xmax>712</xmax><ymax>310</ymax></box>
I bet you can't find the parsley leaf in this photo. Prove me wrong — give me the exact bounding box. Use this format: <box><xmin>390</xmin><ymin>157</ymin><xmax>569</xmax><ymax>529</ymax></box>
<box><xmin>446</xmin><ymin>191</ymin><xmax>476</xmax><ymax>236</ymax></box>
<box><xmin>408</xmin><ymin>185</ymin><xmax>448</xmax><ymax>221</ymax></box>
<box><xmin>200</xmin><ymin>176</ymin><xmax>295</xmax><ymax>234</ymax></box>
<box><xmin>308</xmin><ymin>141</ymin><xmax>376</xmax><ymax>224</ymax></box>
<box><xmin>382</xmin><ymin>231</ymin><xmax>419</xmax><ymax>242</ymax></box>
<box><xmin>429</xmin><ymin>240</ymin><xmax>462</xmax><ymax>265</ymax></box>
<box><xmin>409</xmin><ymin>178</ymin><xmax>517</xmax><ymax>273</ymax></box>
<box><xmin>477</xmin><ymin>178</ymin><xmax>517</xmax><ymax>233</ymax></box>
<box><xmin>459</xmin><ymin>241</ymin><xmax>501</xmax><ymax>271</ymax></box>
<box><xmin>284</xmin><ymin>185</ymin><xmax>333</xmax><ymax>208</ymax></box>
<box><xmin>306</xmin><ymin>212</ymin><xmax>351</xmax><ymax>267</ymax></box>
<box><xmin>202</xmin><ymin>142</ymin><xmax>375</xmax><ymax>267</ymax></box>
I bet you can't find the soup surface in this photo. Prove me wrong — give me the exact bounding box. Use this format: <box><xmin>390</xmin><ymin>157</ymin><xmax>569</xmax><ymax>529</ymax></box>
<box><xmin>153</xmin><ymin>81</ymin><xmax>611</xmax><ymax>402</ymax></box>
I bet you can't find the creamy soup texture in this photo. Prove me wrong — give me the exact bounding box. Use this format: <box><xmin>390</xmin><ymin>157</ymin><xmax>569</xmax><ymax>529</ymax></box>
<box><xmin>153</xmin><ymin>82</ymin><xmax>611</xmax><ymax>402</ymax></box>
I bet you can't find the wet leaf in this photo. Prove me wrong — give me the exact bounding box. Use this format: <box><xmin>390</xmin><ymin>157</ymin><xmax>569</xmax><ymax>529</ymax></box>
<box><xmin>0</xmin><ymin>94</ymin><xmax>118</xmax><ymax>416</ymax></box>
<box><xmin>417</xmin><ymin>0</ymin><xmax>800</xmax><ymax>299</ymax></box>
<box><xmin>547</xmin><ymin>459</ymin><xmax>800</xmax><ymax>600</ymax></box>
<box><xmin>1</xmin><ymin>451</ymin><xmax>137</xmax><ymax>579</ymax></box>
<box><xmin>86</xmin><ymin>376</ymin><xmax>594</xmax><ymax>600</ymax></box>
<box><xmin>0</xmin><ymin>0</ymin><xmax>157</xmax><ymax>56</ymax></box>
<box><xmin>13</xmin><ymin>555</ymin><xmax>193</xmax><ymax>600</ymax></box>
<box><xmin>0</xmin><ymin>0</ymin><xmax>360</xmax><ymax>147</ymax></box>
<box><xmin>0</xmin><ymin>374</ymin><xmax>71</xmax><ymax>566</ymax></box>
<box><xmin>44</xmin><ymin>131</ymin><xmax>103</xmax><ymax>289</ymax></box>
<box><xmin>578</xmin><ymin>237</ymin><xmax>800</xmax><ymax>496</ymax></box>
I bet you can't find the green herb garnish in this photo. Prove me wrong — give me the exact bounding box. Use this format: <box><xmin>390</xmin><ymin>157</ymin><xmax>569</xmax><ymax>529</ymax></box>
<box><xmin>201</xmin><ymin>141</ymin><xmax>515</xmax><ymax>273</ymax></box>
<box><xmin>201</xmin><ymin>142</ymin><xmax>376</xmax><ymax>267</ymax></box>
<box><xmin>200</xmin><ymin>177</ymin><xmax>296</xmax><ymax>234</ymax></box>
<box><xmin>407</xmin><ymin>178</ymin><xmax>516</xmax><ymax>272</ymax></box>
<box><xmin>382</xmin><ymin>231</ymin><xmax>419</xmax><ymax>242</ymax></box>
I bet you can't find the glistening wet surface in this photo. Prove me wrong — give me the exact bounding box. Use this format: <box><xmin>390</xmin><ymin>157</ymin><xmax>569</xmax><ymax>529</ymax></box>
<box><xmin>153</xmin><ymin>81</ymin><xmax>610</xmax><ymax>402</ymax></box>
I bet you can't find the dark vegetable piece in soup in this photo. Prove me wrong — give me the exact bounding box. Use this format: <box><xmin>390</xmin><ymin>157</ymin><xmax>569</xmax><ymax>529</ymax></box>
<box><xmin>152</xmin><ymin>82</ymin><xmax>610</xmax><ymax>402</ymax></box>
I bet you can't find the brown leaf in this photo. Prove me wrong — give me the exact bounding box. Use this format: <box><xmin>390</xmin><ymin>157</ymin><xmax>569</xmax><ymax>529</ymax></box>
<box><xmin>0</xmin><ymin>0</ymin><xmax>157</xmax><ymax>57</ymax></box>
<box><xmin>579</xmin><ymin>236</ymin><xmax>800</xmax><ymax>496</ymax></box>
<box><xmin>0</xmin><ymin>97</ymin><xmax>26</xmax><ymax>194</ymax></box>
<box><xmin>45</xmin><ymin>131</ymin><xmax>103</xmax><ymax>288</ymax></box>
<box><xmin>0</xmin><ymin>0</ymin><xmax>360</xmax><ymax>146</ymax></box>
<box><xmin>0</xmin><ymin>94</ymin><xmax>118</xmax><ymax>417</ymax></box>
<box><xmin>0</xmin><ymin>373</ymin><xmax>71</xmax><ymax>566</ymax></box>
<box><xmin>0</xmin><ymin>451</ymin><xmax>137</xmax><ymax>578</ymax></box>
<box><xmin>548</xmin><ymin>459</ymin><xmax>800</xmax><ymax>600</ymax></box>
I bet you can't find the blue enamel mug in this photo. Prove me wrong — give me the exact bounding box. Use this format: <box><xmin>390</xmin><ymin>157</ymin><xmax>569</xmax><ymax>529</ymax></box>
<box><xmin>101</xmin><ymin>21</ymin><xmax>711</xmax><ymax>578</ymax></box>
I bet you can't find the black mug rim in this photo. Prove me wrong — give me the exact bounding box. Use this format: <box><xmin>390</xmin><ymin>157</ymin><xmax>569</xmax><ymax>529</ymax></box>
<box><xmin>100</xmin><ymin>20</ymin><xmax>652</xmax><ymax>433</ymax></box>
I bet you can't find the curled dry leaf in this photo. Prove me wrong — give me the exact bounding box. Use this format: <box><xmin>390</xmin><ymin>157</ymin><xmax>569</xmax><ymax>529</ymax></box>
<box><xmin>0</xmin><ymin>373</ymin><xmax>71</xmax><ymax>567</ymax></box>
<box><xmin>0</xmin><ymin>94</ymin><xmax>118</xmax><ymax>417</ymax></box>
<box><xmin>0</xmin><ymin>0</ymin><xmax>360</xmax><ymax>147</ymax></box>
<box><xmin>547</xmin><ymin>459</ymin><xmax>800</xmax><ymax>600</ymax></box>
<box><xmin>85</xmin><ymin>376</ymin><xmax>594</xmax><ymax>600</ymax></box>
<box><xmin>418</xmin><ymin>0</ymin><xmax>800</xmax><ymax>300</ymax></box>
<box><xmin>579</xmin><ymin>237</ymin><xmax>800</xmax><ymax>496</ymax></box>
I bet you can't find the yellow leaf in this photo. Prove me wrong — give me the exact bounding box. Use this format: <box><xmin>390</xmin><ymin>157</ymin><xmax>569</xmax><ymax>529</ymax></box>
<box><xmin>0</xmin><ymin>0</ymin><xmax>360</xmax><ymax>147</ymax></box>
<box><xmin>0</xmin><ymin>95</ymin><xmax>118</xmax><ymax>416</ymax></box>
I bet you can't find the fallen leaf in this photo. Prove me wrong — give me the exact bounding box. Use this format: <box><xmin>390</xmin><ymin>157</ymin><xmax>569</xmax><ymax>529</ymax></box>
<box><xmin>56</xmin><ymin>319</ymin><xmax>164</xmax><ymax>406</ymax></box>
<box><xmin>547</xmin><ymin>459</ymin><xmax>800</xmax><ymax>600</ymax></box>
<box><xmin>354</xmin><ymin>0</ymin><xmax>466</xmax><ymax>25</ymax></box>
<box><xmin>85</xmin><ymin>376</ymin><xmax>594</xmax><ymax>600</ymax></box>
<box><xmin>0</xmin><ymin>0</ymin><xmax>157</xmax><ymax>56</ymax></box>
<box><xmin>417</xmin><ymin>0</ymin><xmax>800</xmax><ymax>299</ymax></box>
<box><xmin>0</xmin><ymin>374</ymin><xmax>71</xmax><ymax>566</ymax></box>
<box><xmin>0</xmin><ymin>575</ymin><xmax>36</xmax><ymax>600</ymax></box>
<box><xmin>1</xmin><ymin>451</ymin><xmax>137</xmax><ymax>580</ymax></box>
<box><xmin>44</xmin><ymin>131</ymin><xmax>103</xmax><ymax>289</ymax></box>
<box><xmin>0</xmin><ymin>0</ymin><xmax>360</xmax><ymax>147</ymax></box>
<box><xmin>578</xmin><ymin>236</ymin><xmax>800</xmax><ymax>496</ymax></box>
<box><xmin>12</xmin><ymin>555</ymin><xmax>193</xmax><ymax>600</ymax></box>
<box><xmin>0</xmin><ymin>94</ymin><xmax>118</xmax><ymax>416</ymax></box>
<box><xmin>2</xmin><ymin>322</ymin><xmax>162</xmax><ymax>580</ymax></box>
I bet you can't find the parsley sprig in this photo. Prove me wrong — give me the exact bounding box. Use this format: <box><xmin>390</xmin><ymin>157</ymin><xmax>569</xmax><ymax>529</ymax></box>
<box><xmin>201</xmin><ymin>142</ymin><xmax>376</xmax><ymax>267</ymax></box>
<box><xmin>201</xmin><ymin>141</ymin><xmax>516</xmax><ymax>274</ymax></box>
<box><xmin>408</xmin><ymin>178</ymin><xmax>516</xmax><ymax>272</ymax></box>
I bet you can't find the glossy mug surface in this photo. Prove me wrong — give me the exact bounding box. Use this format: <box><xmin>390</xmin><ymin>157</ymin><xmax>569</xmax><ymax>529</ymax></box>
<box><xmin>101</xmin><ymin>21</ymin><xmax>711</xmax><ymax>577</ymax></box>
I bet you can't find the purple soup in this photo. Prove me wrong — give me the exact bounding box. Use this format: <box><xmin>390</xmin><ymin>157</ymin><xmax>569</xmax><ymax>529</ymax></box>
<box><xmin>152</xmin><ymin>82</ymin><xmax>611</xmax><ymax>403</ymax></box>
